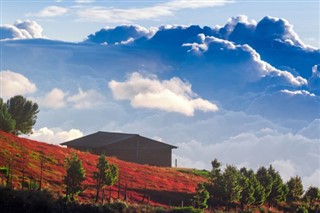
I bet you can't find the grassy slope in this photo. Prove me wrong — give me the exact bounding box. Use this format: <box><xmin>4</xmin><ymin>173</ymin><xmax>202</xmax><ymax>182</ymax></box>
<box><xmin>0</xmin><ymin>131</ymin><xmax>207</xmax><ymax>207</ymax></box>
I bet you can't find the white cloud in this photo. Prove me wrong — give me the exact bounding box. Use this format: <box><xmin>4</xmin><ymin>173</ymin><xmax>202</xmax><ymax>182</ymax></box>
<box><xmin>77</xmin><ymin>0</ymin><xmax>233</xmax><ymax>22</ymax></box>
<box><xmin>38</xmin><ymin>88</ymin><xmax>67</xmax><ymax>109</ymax></box>
<box><xmin>27</xmin><ymin>127</ymin><xmax>83</xmax><ymax>145</ymax></box>
<box><xmin>75</xmin><ymin>0</ymin><xmax>95</xmax><ymax>3</ymax></box>
<box><xmin>271</xmin><ymin>160</ymin><xmax>296</xmax><ymax>182</ymax></box>
<box><xmin>0</xmin><ymin>70</ymin><xmax>37</xmax><ymax>99</ymax></box>
<box><xmin>108</xmin><ymin>72</ymin><xmax>218</xmax><ymax>116</ymax></box>
<box><xmin>172</xmin><ymin>129</ymin><xmax>319</xmax><ymax>188</ymax></box>
<box><xmin>280</xmin><ymin>89</ymin><xmax>315</xmax><ymax>97</ymax></box>
<box><xmin>31</xmin><ymin>6</ymin><xmax>68</xmax><ymax>18</ymax></box>
<box><xmin>0</xmin><ymin>20</ymin><xmax>44</xmax><ymax>40</ymax></box>
<box><xmin>67</xmin><ymin>88</ymin><xmax>106</xmax><ymax>109</ymax></box>
<box><xmin>303</xmin><ymin>170</ymin><xmax>320</xmax><ymax>189</ymax></box>
<box><xmin>34</xmin><ymin>87</ymin><xmax>105</xmax><ymax>109</ymax></box>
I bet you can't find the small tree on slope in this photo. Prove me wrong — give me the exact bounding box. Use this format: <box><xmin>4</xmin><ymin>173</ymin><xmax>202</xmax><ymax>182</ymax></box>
<box><xmin>64</xmin><ymin>152</ymin><xmax>86</xmax><ymax>202</ymax></box>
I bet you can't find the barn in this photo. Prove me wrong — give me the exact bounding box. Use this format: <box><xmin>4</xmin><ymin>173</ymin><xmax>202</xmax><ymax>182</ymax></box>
<box><xmin>61</xmin><ymin>131</ymin><xmax>177</xmax><ymax>167</ymax></box>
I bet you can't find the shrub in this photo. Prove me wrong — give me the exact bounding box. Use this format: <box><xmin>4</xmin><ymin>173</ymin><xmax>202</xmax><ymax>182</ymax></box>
<box><xmin>170</xmin><ymin>206</ymin><xmax>203</xmax><ymax>213</ymax></box>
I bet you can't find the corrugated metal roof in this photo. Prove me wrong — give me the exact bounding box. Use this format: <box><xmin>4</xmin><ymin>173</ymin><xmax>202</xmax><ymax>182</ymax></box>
<box><xmin>60</xmin><ymin>131</ymin><xmax>177</xmax><ymax>149</ymax></box>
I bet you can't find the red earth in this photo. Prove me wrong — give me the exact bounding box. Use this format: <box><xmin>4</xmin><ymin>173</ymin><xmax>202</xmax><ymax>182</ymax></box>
<box><xmin>0</xmin><ymin>130</ymin><xmax>207</xmax><ymax>207</ymax></box>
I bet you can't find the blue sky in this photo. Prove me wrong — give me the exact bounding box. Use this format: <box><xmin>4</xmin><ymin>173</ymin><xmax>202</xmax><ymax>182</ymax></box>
<box><xmin>1</xmin><ymin>0</ymin><xmax>320</xmax><ymax>188</ymax></box>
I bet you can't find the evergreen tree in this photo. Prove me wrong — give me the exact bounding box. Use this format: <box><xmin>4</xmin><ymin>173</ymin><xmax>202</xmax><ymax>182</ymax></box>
<box><xmin>267</xmin><ymin>165</ymin><xmax>287</xmax><ymax>205</ymax></box>
<box><xmin>286</xmin><ymin>176</ymin><xmax>304</xmax><ymax>202</ymax></box>
<box><xmin>219</xmin><ymin>165</ymin><xmax>242</xmax><ymax>209</ymax></box>
<box><xmin>193</xmin><ymin>183</ymin><xmax>210</xmax><ymax>209</ymax></box>
<box><xmin>64</xmin><ymin>152</ymin><xmax>86</xmax><ymax>202</ymax></box>
<box><xmin>303</xmin><ymin>186</ymin><xmax>320</xmax><ymax>204</ymax></box>
<box><xmin>239</xmin><ymin>168</ymin><xmax>256</xmax><ymax>209</ymax></box>
<box><xmin>207</xmin><ymin>158</ymin><xmax>223</xmax><ymax>206</ymax></box>
<box><xmin>256</xmin><ymin>166</ymin><xmax>273</xmax><ymax>200</ymax></box>
<box><xmin>6</xmin><ymin>95</ymin><xmax>39</xmax><ymax>135</ymax></box>
<box><xmin>0</xmin><ymin>98</ymin><xmax>15</xmax><ymax>133</ymax></box>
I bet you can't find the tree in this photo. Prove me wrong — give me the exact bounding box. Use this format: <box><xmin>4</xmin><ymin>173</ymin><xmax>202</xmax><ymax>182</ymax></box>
<box><xmin>239</xmin><ymin>168</ymin><xmax>256</xmax><ymax>209</ymax></box>
<box><xmin>106</xmin><ymin>164</ymin><xmax>118</xmax><ymax>203</ymax></box>
<box><xmin>207</xmin><ymin>158</ymin><xmax>223</xmax><ymax>206</ymax></box>
<box><xmin>267</xmin><ymin>165</ymin><xmax>288</xmax><ymax>205</ymax></box>
<box><xmin>256</xmin><ymin>166</ymin><xmax>273</xmax><ymax>200</ymax></box>
<box><xmin>64</xmin><ymin>152</ymin><xmax>86</xmax><ymax>202</ymax></box>
<box><xmin>0</xmin><ymin>98</ymin><xmax>15</xmax><ymax>133</ymax></box>
<box><xmin>286</xmin><ymin>176</ymin><xmax>304</xmax><ymax>202</ymax></box>
<box><xmin>94</xmin><ymin>154</ymin><xmax>112</xmax><ymax>202</ymax></box>
<box><xmin>303</xmin><ymin>186</ymin><xmax>320</xmax><ymax>204</ymax></box>
<box><xmin>193</xmin><ymin>183</ymin><xmax>210</xmax><ymax>209</ymax></box>
<box><xmin>218</xmin><ymin>165</ymin><xmax>242</xmax><ymax>210</ymax></box>
<box><xmin>6</xmin><ymin>95</ymin><xmax>39</xmax><ymax>135</ymax></box>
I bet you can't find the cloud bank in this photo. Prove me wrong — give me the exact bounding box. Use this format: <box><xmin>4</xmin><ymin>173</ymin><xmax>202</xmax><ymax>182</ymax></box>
<box><xmin>109</xmin><ymin>72</ymin><xmax>218</xmax><ymax>116</ymax></box>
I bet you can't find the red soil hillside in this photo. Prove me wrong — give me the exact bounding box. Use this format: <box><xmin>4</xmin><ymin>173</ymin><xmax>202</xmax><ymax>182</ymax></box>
<box><xmin>0</xmin><ymin>131</ymin><xmax>207</xmax><ymax>207</ymax></box>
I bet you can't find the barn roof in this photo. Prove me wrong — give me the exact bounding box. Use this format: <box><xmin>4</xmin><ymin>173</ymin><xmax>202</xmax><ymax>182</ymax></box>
<box><xmin>60</xmin><ymin>131</ymin><xmax>177</xmax><ymax>149</ymax></box>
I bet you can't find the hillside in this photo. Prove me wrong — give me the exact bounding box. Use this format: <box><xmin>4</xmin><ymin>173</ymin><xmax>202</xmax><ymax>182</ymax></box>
<box><xmin>0</xmin><ymin>130</ymin><xmax>207</xmax><ymax>207</ymax></box>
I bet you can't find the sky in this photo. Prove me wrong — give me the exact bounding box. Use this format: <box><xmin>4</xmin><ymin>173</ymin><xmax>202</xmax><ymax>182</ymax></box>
<box><xmin>1</xmin><ymin>0</ymin><xmax>320</xmax><ymax>188</ymax></box>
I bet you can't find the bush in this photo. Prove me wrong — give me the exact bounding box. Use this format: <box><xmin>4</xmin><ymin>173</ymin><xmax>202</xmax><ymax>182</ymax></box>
<box><xmin>296</xmin><ymin>206</ymin><xmax>308</xmax><ymax>213</ymax></box>
<box><xmin>170</xmin><ymin>206</ymin><xmax>203</xmax><ymax>213</ymax></box>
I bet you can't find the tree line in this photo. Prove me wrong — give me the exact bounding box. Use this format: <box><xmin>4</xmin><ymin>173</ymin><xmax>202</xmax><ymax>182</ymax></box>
<box><xmin>192</xmin><ymin>159</ymin><xmax>320</xmax><ymax>212</ymax></box>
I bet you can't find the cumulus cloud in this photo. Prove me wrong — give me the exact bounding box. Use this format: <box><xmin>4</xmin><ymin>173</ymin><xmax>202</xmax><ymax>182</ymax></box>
<box><xmin>271</xmin><ymin>160</ymin><xmax>296</xmax><ymax>182</ymax></box>
<box><xmin>27</xmin><ymin>127</ymin><xmax>83</xmax><ymax>145</ymax></box>
<box><xmin>36</xmin><ymin>88</ymin><xmax>67</xmax><ymax>109</ymax></box>
<box><xmin>0</xmin><ymin>20</ymin><xmax>44</xmax><ymax>40</ymax></box>
<box><xmin>34</xmin><ymin>87</ymin><xmax>105</xmax><ymax>109</ymax></box>
<box><xmin>0</xmin><ymin>70</ymin><xmax>37</xmax><ymax>99</ymax></box>
<box><xmin>77</xmin><ymin>0</ymin><xmax>233</xmax><ymax>22</ymax></box>
<box><xmin>30</xmin><ymin>6</ymin><xmax>69</xmax><ymax>18</ymax></box>
<box><xmin>108</xmin><ymin>72</ymin><xmax>218</xmax><ymax>116</ymax></box>
<box><xmin>67</xmin><ymin>88</ymin><xmax>106</xmax><ymax>109</ymax></box>
<box><xmin>87</xmin><ymin>25</ymin><xmax>157</xmax><ymax>44</ymax></box>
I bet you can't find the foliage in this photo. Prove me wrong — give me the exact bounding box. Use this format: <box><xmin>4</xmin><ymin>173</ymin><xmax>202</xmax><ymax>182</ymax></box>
<box><xmin>296</xmin><ymin>205</ymin><xmax>308</xmax><ymax>213</ymax></box>
<box><xmin>6</xmin><ymin>95</ymin><xmax>39</xmax><ymax>135</ymax></box>
<box><xmin>303</xmin><ymin>186</ymin><xmax>320</xmax><ymax>203</ymax></box>
<box><xmin>286</xmin><ymin>176</ymin><xmax>304</xmax><ymax>202</ymax></box>
<box><xmin>256</xmin><ymin>166</ymin><xmax>273</xmax><ymax>200</ymax></box>
<box><xmin>193</xmin><ymin>183</ymin><xmax>209</xmax><ymax>209</ymax></box>
<box><xmin>239</xmin><ymin>168</ymin><xmax>256</xmax><ymax>208</ymax></box>
<box><xmin>169</xmin><ymin>206</ymin><xmax>203</xmax><ymax>213</ymax></box>
<box><xmin>93</xmin><ymin>154</ymin><xmax>118</xmax><ymax>203</ymax></box>
<box><xmin>0</xmin><ymin>98</ymin><xmax>16</xmax><ymax>133</ymax></box>
<box><xmin>267</xmin><ymin>165</ymin><xmax>288</xmax><ymax>204</ymax></box>
<box><xmin>64</xmin><ymin>152</ymin><xmax>86</xmax><ymax>202</ymax></box>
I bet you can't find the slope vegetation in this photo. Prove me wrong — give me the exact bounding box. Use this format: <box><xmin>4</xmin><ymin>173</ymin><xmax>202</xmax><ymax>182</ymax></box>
<box><xmin>0</xmin><ymin>131</ymin><xmax>206</xmax><ymax>207</ymax></box>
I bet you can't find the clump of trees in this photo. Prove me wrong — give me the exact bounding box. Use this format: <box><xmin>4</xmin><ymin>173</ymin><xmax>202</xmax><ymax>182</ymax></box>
<box><xmin>0</xmin><ymin>95</ymin><xmax>39</xmax><ymax>135</ymax></box>
<box><xmin>64</xmin><ymin>153</ymin><xmax>118</xmax><ymax>203</ymax></box>
<box><xmin>197</xmin><ymin>158</ymin><xmax>320</xmax><ymax>212</ymax></box>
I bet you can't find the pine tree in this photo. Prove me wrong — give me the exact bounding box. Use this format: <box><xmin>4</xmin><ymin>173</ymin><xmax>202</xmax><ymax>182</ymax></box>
<box><xmin>0</xmin><ymin>98</ymin><xmax>15</xmax><ymax>133</ymax></box>
<box><xmin>287</xmin><ymin>176</ymin><xmax>304</xmax><ymax>202</ymax></box>
<box><xmin>64</xmin><ymin>152</ymin><xmax>86</xmax><ymax>202</ymax></box>
<box><xmin>239</xmin><ymin>168</ymin><xmax>256</xmax><ymax>209</ymax></box>
<box><xmin>219</xmin><ymin>165</ymin><xmax>242</xmax><ymax>210</ymax></box>
<box><xmin>267</xmin><ymin>165</ymin><xmax>287</xmax><ymax>205</ymax></box>
<box><xmin>6</xmin><ymin>95</ymin><xmax>39</xmax><ymax>135</ymax></box>
<box><xmin>256</xmin><ymin>166</ymin><xmax>273</xmax><ymax>200</ymax></box>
